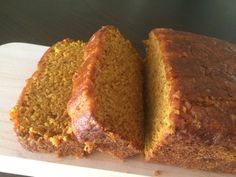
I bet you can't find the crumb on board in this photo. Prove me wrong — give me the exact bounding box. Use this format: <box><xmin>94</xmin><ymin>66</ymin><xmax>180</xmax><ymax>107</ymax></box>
<box><xmin>154</xmin><ymin>170</ymin><xmax>161</xmax><ymax>176</ymax></box>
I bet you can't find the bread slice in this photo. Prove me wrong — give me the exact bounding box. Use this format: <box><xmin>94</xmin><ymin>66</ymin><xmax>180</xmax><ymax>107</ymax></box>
<box><xmin>144</xmin><ymin>28</ymin><xmax>236</xmax><ymax>173</ymax></box>
<box><xmin>68</xmin><ymin>26</ymin><xmax>144</xmax><ymax>159</ymax></box>
<box><xmin>10</xmin><ymin>39</ymin><xmax>86</xmax><ymax>156</ymax></box>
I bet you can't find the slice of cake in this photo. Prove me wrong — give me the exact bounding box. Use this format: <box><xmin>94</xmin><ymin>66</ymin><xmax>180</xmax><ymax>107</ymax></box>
<box><xmin>144</xmin><ymin>28</ymin><xmax>236</xmax><ymax>173</ymax></box>
<box><xmin>67</xmin><ymin>26</ymin><xmax>144</xmax><ymax>159</ymax></box>
<box><xmin>10</xmin><ymin>39</ymin><xmax>86</xmax><ymax>156</ymax></box>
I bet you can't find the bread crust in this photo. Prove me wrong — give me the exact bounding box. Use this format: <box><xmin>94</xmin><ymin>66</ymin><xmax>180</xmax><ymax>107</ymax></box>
<box><xmin>10</xmin><ymin>39</ymin><xmax>84</xmax><ymax>157</ymax></box>
<box><xmin>68</xmin><ymin>26</ymin><xmax>143</xmax><ymax>159</ymax></box>
<box><xmin>146</xmin><ymin>29</ymin><xmax>236</xmax><ymax>173</ymax></box>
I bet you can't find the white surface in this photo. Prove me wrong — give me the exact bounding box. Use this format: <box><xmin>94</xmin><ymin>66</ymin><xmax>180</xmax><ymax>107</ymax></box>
<box><xmin>0</xmin><ymin>42</ymin><xmax>234</xmax><ymax>177</ymax></box>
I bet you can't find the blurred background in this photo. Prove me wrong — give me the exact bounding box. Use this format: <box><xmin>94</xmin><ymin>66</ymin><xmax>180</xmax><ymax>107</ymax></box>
<box><xmin>1</xmin><ymin>0</ymin><xmax>236</xmax><ymax>56</ymax></box>
<box><xmin>0</xmin><ymin>0</ymin><xmax>236</xmax><ymax>176</ymax></box>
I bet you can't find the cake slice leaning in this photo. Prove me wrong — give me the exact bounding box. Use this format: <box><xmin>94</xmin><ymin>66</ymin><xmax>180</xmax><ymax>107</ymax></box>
<box><xmin>68</xmin><ymin>26</ymin><xmax>144</xmax><ymax>159</ymax></box>
<box><xmin>10</xmin><ymin>39</ymin><xmax>86</xmax><ymax>157</ymax></box>
<box><xmin>144</xmin><ymin>28</ymin><xmax>236</xmax><ymax>173</ymax></box>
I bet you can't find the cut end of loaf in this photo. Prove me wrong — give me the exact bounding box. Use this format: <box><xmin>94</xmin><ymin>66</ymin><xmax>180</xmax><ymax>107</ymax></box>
<box><xmin>144</xmin><ymin>28</ymin><xmax>236</xmax><ymax>173</ymax></box>
<box><xmin>144</xmin><ymin>31</ymin><xmax>173</xmax><ymax>159</ymax></box>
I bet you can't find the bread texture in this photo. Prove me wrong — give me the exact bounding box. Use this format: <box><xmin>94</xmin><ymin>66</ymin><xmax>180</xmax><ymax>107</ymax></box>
<box><xmin>10</xmin><ymin>39</ymin><xmax>86</xmax><ymax>156</ymax></box>
<box><xmin>68</xmin><ymin>26</ymin><xmax>144</xmax><ymax>159</ymax></box>
<box><xmin>144</xmin><ymin>28</ymin><xmax>236</xmax><ymax>173</ymax></box>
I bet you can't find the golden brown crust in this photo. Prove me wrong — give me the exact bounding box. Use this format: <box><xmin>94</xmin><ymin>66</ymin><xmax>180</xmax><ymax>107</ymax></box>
<box><xmin>15</xmin><ymin>131</ymin><xmax>84</xmax><ymax>157</ymax></box>
<box><xmin>146</xmin><ymin>29</ymin><xmax>236</xmax><ymax>173</ymax></box>
<box><xmin>10</xmin><ymin>39</ymin><xmax>85</xmax><ymax>157</ymax></box>
<box><xmin>68</xmin><ymin>26</ymin><xmax>143</xmax><ymax>158</ymax></box>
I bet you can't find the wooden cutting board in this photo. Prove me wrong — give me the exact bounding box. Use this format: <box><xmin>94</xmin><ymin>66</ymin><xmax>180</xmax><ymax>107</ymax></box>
<box><xmin>0</xmin><ymin>43</ymin><xmax>234</xmax><ymax>177</ymax></box>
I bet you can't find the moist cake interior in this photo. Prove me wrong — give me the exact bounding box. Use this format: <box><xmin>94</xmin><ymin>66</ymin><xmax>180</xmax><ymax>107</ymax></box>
<box><xmin>144</xmin><ymin>32</ymin><xmax>172</xmax><ymax>156</ymax></box>
<box><xmin>11</xmin><ymin>40</ymin><xmax>85</xmax><ymax>148</ymax></box>
<box><xmin>93</xmin><ymin>27</ymin><xmax>144</xmax><ymax>146</ymax></box>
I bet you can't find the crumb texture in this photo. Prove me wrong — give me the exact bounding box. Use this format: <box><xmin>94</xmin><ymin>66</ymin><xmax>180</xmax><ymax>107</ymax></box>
<box><xmin>144</xmin><ymin>28</ymin><xmax>236</xmax><ymax>173</ymax></box>
<box><xmin>144</xmin><ymin>32</ymin><xmax>172</xmax><ymax>157</ymax></box>
<box><xmin>10</xmin><ymin>39</ymin><xmax>86</xmax><ymax>156</ymax></box>
<box><xmin>93</xmin><ymin>27</ymin><xmax>144</xmax><ymax>145</ymax></box>
<box><xmin>68</xmin><ymin>26</ymin><xmax>144</xmax><ymax>158</ymax></box>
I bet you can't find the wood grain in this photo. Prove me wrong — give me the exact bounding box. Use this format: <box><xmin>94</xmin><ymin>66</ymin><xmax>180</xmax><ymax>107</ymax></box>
<box><xmin>0</xmin><ymin>43</ymin><xmax>235</xmax><ymax>177</ymax></box>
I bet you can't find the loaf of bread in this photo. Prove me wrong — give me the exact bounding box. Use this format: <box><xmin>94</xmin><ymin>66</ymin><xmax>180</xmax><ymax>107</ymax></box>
<box><xmin>144</xmin><ymin>28</ymin><xmax>236</xmax><ymax>173</ymax></box>
<box><xmin>67</xmin><ymin>26</ymin><xmax>144</xmax><ymax>159</ymax></box>
<box><xmin>9</xmin><ymin>25</ymin><xmax>236</xmax><ymax>173</ymax></box>
<box><xmin>10</xmin><ymin>39</ymin><xmax>86</xmax><ymax>156</ymax></box>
